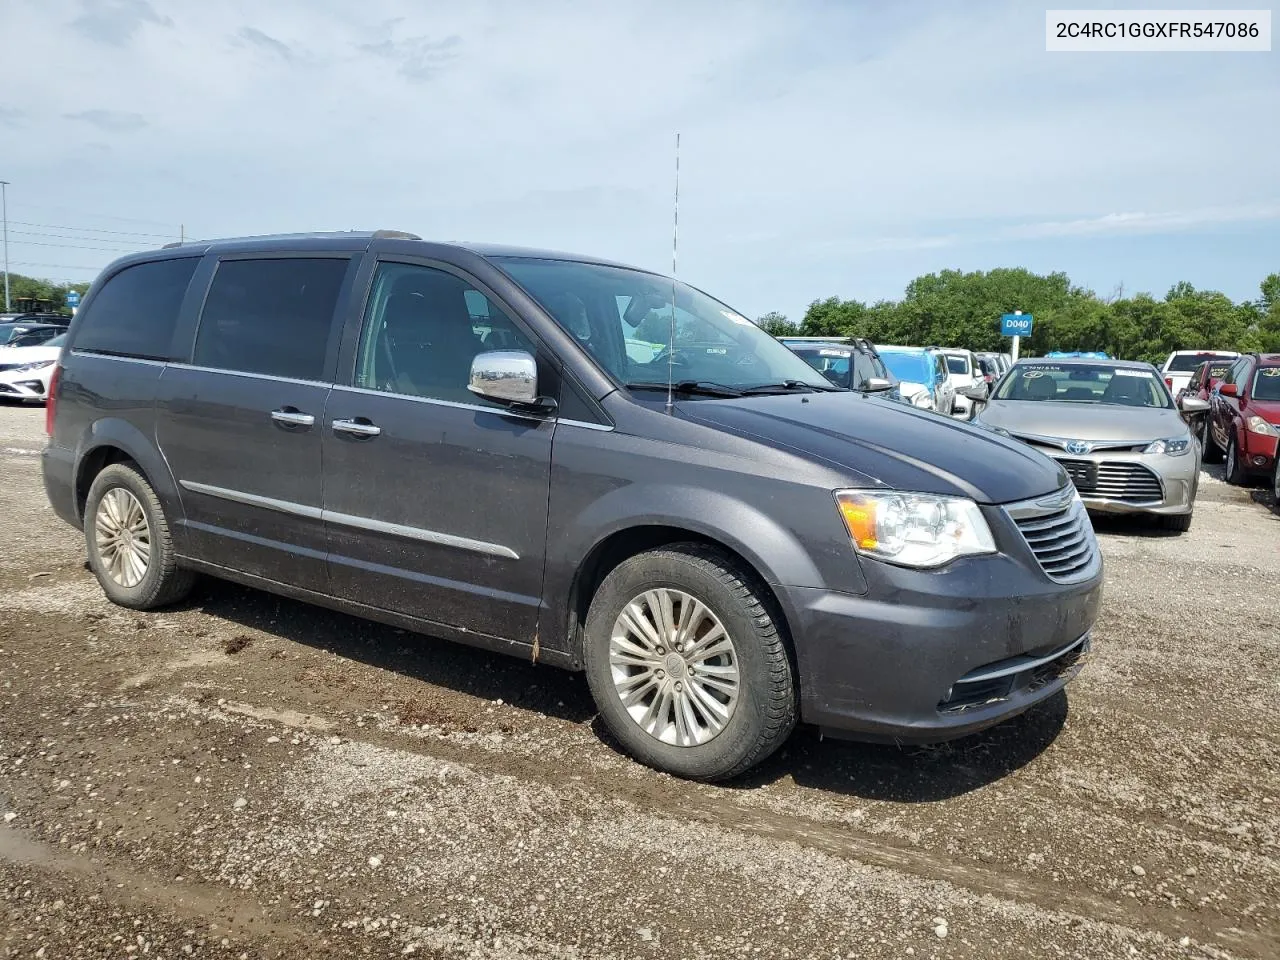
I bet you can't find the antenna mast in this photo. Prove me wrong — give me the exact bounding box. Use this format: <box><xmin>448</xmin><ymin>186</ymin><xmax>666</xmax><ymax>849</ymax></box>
<box><xmin>665</xmin><ymin>133</ymin><xmax>680</xmax><ymax>414</ymax></box>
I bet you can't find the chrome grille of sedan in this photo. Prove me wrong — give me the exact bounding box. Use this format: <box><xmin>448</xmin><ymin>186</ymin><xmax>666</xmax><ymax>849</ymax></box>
<box><xmin>1055</xmin><ymin>458</ymin><xmax>1163</xmax><ymax>504</ymax></box>
<box><xmin>1006</xmin><ymin>490</ymin><xmax>1100</xmax><ymax>583</ymax></box>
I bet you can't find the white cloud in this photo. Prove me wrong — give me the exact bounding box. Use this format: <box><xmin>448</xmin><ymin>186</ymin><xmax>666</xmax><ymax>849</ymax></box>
<box><xmin>1</xmin><ymin>0</ymin><xmax>1276</xmax><ymax>314</ymax></box>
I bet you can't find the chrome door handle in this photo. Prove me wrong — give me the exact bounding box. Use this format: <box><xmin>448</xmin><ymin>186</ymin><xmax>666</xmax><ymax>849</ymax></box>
<box><xmin>331</xmin><ymin>418</ymin><xmax>381</xmax><ymax>438</ymax></box>
<box><xmin>271</xmin><ymin>408</ymin><xmax>315</xmax><ymax>428</ymax></box>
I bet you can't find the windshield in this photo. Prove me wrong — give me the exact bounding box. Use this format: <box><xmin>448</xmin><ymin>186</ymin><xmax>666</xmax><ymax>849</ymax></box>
<box><xmin>1253</xmin><ymin>366</ymin><xmax>1280</xmax><ymax>401</ymax></box>
<box><xmin>791</xmin><ymin>347</ymin><xmax>890</xmax><ymax>389</ymax></box>
<box><xmin>495</xmin><ymin>258</ymin><xmax>832</xmax><ymax>392</ymax></box>
<box><xmin>994</xmin><ymin>362</ymin><xmax>1173</xmax><ymax>408</ymax></box>
<box><xmin>879</xmin><ymin>351</ymin><xmax>931</xmax><ymax>384</ymax></box>
<box><xmin>945</xmin><ymin>355</ymin><xmax>970</xmax><ymax>375</ymax></box>
<box><xmin>47</xmin><ymin>333</ymin><xmax>67</xmax><ymax>348</ymax></box>
<box><xmin>1167</xmin><ymin>353</ymin><xmax>1233</xmax><ymax>373</ymax></box>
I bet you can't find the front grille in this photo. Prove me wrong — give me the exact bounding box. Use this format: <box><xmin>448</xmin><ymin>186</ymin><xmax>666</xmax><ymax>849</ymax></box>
<box><xmin>1008</xmin><ymin>492</ymin><xmax>1098</xmax><ymax>582</ymax></box>
<box><xmin>1055</xmin><ymin>458</ymin><xmax>1163</xmax><ymax>504</ymax></box>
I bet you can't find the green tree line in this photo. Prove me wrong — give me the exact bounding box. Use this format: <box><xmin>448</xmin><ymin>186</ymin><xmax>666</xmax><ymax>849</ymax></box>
<box><xmin>759</xmin><ymin>268</ymin><xmax>1280</xmax><ymax>363</ymax></box>
<box><xmin>3</xmin><ymin>272</ymin><xmax>92</xmax><ymax>315</ymax></box>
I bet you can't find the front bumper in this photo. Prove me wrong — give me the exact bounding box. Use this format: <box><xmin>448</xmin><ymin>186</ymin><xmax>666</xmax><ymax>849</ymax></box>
<box><xmin>1046</xmin><ymin>449</ymin><xmax>1197</xmax><ymax>516</ymax></box>
<box><xmin>1241</xmin><ymin>431</ymin><xmax>1278</xmax><ymax>475</ymax></box>
<box><xmin>784</xmin><ymin>507</ymin><xmax>1103</xmax><ymax>742</ymax></box>
<box><xmin>0</xmin><ymin>376</ymin><xmax>50</xmax><ymax>400</ymax></box>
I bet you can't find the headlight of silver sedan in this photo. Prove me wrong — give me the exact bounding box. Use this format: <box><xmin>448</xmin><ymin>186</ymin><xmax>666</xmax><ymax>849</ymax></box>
<box><xmin>1143</xmin><ymin>437</ymin><xmax>1192</xmax><ymax>456</ymax></box>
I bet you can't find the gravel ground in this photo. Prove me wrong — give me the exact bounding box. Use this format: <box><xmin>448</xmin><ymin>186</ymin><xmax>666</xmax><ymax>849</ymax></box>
<box><xmin>1</xmin><ymin>403</ymin><xmax>1277</xmax><ymax>959</ymax></box>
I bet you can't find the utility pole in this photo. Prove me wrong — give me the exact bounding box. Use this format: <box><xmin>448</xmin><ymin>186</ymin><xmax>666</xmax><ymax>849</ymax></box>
<box><xmin>1</xmin><ymin>180</ymin><xmax>10</xmax><ymax>312</ymax></box>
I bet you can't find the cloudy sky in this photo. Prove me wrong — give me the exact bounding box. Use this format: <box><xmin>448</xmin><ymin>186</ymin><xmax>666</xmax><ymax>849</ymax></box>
<box><xmin>1</xmin><ymin>0</ymin><xmax>1277</xmax><ymax>320</ymax></box>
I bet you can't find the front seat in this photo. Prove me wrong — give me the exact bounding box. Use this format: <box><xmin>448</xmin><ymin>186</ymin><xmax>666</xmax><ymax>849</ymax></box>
<box><xmin>380</xmin><ymin>274</ymin><xmax>484</xmax><ymax>400</ymax></box>
<box><xmin>1101</xmin><ymin>374</ymin><xmax>1150</xmax><ymax>406</ymax></box>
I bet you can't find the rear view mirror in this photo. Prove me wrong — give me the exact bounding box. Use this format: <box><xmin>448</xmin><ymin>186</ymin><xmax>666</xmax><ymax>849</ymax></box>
<box><xmin>468</xmin><ymin>350</ymin><xmax>540</xmax><ymax>406</ymax></box>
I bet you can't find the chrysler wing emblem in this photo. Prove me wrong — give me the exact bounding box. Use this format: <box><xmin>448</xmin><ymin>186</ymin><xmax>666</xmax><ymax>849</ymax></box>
<box><xmin>1065</xmin><ymin>439</ymin><xmax>1093</xmax><ymax>455</ymax></box>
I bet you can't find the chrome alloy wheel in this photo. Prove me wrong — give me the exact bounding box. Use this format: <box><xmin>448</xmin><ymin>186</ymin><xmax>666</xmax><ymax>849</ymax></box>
<box><xmin>94</xmin><ymin>487</ymin><xmax>151</xmax><ymax>588</ymax></box>
<box><xmin>608</xmin><ymin>588</ymin><xmax>740</xmax><ymax>746</ymax></box>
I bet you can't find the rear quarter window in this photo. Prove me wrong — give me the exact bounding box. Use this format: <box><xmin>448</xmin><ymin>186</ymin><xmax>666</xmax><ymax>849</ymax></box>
<box><xmin>72</xmin><ymin>258</ymin><xmax>199</xmax><ymax>360</ymax></box>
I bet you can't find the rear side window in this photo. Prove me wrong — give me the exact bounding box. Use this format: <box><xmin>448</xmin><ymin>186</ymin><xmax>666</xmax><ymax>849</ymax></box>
<box><xmin>193</xmin><ymin>258</ymin><xmax>349</xmax><ymax>381</ymax></box>
<box><xmin>73</xmin><ymin>258</ymin><xmax>198</xmax><ymax>360</ymax></box>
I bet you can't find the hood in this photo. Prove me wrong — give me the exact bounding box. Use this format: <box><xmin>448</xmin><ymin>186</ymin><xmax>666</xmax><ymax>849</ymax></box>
<box><xmin>0</xmin><ymin>344</ymin><xmax>60</xmax><ymax>365</ymax></box>
<box><xmin>677</xmin><ymin>391</ymin><xmax>1068</xmax><ymax>505</ymax></box>
<box><xmin>978</xmin><ymin>400</ymin><xmax>1191</xmax><ymax>443</ymax></box>
<box><xmin>1248</xmin><ymin>397</ymin><xmax>1280</xmax><ymax>422</ymax></box>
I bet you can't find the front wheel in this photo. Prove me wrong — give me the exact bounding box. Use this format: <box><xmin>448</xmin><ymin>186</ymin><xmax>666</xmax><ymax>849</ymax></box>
<box><xmin>583</xmin><ymin>545</ymin><xmax>796</xmax><ymax>781</ymax></box>
<box><xmin>1157</xmin><ymin>512</ymin><xmax>1193</xmax><ymax>533</ymax></box>
<box><xmin>1225</xmin><ymin>434</ymin><xmax>1248</xmax><ymax>485</ymax></box>
<box><xmin>1272</xmin><ymin>456</ymin><xmax>1280</xmax><ymax>505</ymax></box>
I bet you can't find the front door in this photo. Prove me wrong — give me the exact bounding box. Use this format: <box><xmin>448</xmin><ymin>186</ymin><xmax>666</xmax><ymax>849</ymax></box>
<box><xmin>156</xmin><ymin>255</ymin><xmax>353</xmax><ymax>592</ymax></box>
<box><xmin>322</xmin><ymin>259</ymin><xmax>555</xmax><ymax>645</ymax></box>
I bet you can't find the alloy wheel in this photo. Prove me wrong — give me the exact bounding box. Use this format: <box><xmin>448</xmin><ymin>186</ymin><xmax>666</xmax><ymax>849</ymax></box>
<box><xmin>608</xmin><ymin>588</ymin><xmax>740</xmax><ymax>747</ymax></box>
<box><xmin>94</xmin><ymin>487</ymin><xmax>151</xmax><ymax>588</ymax></box>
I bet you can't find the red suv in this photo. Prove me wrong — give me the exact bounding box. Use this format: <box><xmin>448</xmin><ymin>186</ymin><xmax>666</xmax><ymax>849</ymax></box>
<box><xmin>1179</xmin><ymin>359</ymin><xmax>1236</xmax><ymax>443</ymax></box>
<box><xmin>1205</xmin><ymin>353</ymin><xmax>1280</xmax><ymax>485</ymax></box>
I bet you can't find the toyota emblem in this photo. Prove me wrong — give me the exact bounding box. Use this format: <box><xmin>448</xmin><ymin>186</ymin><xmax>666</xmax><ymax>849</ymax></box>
<box><xmin>1065</xmin><ymin>440</ymin><xmax>1092</xmax><ymax>455</ymax></box>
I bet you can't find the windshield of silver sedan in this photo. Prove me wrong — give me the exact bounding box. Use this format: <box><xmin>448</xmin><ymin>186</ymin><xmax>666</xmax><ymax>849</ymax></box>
<box><xmin>993</xmin><ymin>362</ymin><xmax>1172</xmax><ymax>409</ymax></box>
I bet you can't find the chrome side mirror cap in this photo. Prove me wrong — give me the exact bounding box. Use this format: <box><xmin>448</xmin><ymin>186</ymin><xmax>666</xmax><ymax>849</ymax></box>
<box><xmin>468</xmin><ymin>350</ymin><xmax>539</xmax><ymax>406</ymax></box>
<box><xmin>1179</xmin><ymin>396</ymin><xmax>1210</xmax><ymax>414</ymax></box>
<box><xmin>863</xmin><ymin>377</ymin><xmax>894</xmax><ymax>393</ymax></box>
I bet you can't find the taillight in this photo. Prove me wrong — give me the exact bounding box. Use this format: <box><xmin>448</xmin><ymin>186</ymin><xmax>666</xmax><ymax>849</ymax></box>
<box><xmin>1165</xmin><ymin>377</ymin><xmax>1173</xmax><ymax>388</ymax></box>
<box><xmin>45</xmin><ymin>364</ymin><xmax>60</xmax><ymax>436</ymax></box>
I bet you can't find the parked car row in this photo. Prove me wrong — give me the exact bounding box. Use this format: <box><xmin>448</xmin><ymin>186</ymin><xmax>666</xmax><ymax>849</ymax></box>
<box><xmin>1181</xmin><ymin>353</ymin><xmax>1280</xmax><ymax>494</ymax></box>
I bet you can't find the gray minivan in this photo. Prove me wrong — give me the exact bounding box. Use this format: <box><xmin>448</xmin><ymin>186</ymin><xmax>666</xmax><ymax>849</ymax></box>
<box><xmin>42</xmin><ymin>231</ymin><xmax>1102</xmax><ymax>780</ymax></box>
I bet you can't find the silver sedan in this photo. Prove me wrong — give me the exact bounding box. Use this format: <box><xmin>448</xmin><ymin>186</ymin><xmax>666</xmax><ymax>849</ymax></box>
<box><xmin>974</xmin><ymin>358</ymin><xmax>1206</xmax><ymax>533</ymax></box>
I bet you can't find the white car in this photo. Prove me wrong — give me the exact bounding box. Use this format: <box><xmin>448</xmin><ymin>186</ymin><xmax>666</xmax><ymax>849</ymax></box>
<box><xmin>1160</xmin><ymin>350</ymin><xmax>1239</xmax><ymax>397</ymax></box>
<box><xmin>0</xmin><ymin>333</ymin><xmax>64</xmax><ymax>403</ymax></box>
<box><xmin>876</xmin><ymin>345</ymin><xmax>957</xmax><ymax>415</ymax></box>
<box><xmin>940</xmin><ymin>348</ymin><xmax>986</xmax><ymax>420</ymax></box>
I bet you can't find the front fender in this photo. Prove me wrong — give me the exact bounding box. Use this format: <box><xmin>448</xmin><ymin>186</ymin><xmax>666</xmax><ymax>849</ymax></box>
<box><xmin>566</xmin><ymin>482</ymin><xmax>835</xmax><ymax>591</ymax></box>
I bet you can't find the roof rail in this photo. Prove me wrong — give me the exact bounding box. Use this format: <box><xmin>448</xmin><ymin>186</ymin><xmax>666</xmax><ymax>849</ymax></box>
<box><xmin>372</xmin><ymin>229</ymin><xmax>422</xmax><ymax>240</ymax></box>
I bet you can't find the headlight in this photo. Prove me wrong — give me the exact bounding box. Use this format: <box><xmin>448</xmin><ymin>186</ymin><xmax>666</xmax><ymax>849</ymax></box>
<box><xmin>1246</xmin><ymin>416</ymin><xmax>1279</xmax><ymax>437</ymax></box>
<box><xmin>911</xmin><ymin>391</ymin><xmax>933</xmax><ymax>408</ymax></box>
<box><xmin>1143</xmin><ymin>437</ymin><xmax>1191</xmax><ymax>456</ymax></box>
<box><xmin>835</xmin><ymin>490</ymin><xmax>997</xmax><ymax>569</ymax></box>
<box><xmin>13</xmin><ymin>359</ymin><xmax>54</xmax><ymax>373</ymax></box>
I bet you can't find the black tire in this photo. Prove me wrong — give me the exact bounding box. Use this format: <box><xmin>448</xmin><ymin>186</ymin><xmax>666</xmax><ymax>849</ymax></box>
<box><xmin>1157</xmin><ymin>512</ymin><xmax>1193</xmax><ymax>533</ymax></box>
<box><xmin>1200</xmin><ymin>417</ymin><xmax>1223</xmax><ymax>463</ymax></box>
<box><xmin>84</xmin><ymin>462</ymin><xmax>195</xmax><ymax>610</ymax></box>
<box><xmin>583</xmin><ymin>544</ymin><xmax>797</xmax><ymax>781</ymax></box>
<box><xmin>1224</xmin><ymin>434</ymin><xmax>1248</xmax><ymax>485</ymax></box>
<box><xmin>1273</xmin><ymin>456</ymin><xmax>1280</xmax><ymax>505</ymax></box>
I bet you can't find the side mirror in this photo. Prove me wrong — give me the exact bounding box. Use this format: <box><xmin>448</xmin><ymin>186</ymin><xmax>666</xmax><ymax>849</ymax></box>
<box><xmin>863</xmin><ymin>377</ymin><xmax>893</xmax><ymax>393</ymax></box>
<box><xmin>960</xmin><ymin>382</ymin><xmax>989</xmax><ymax>401</ymax></box>
<box><xmin>1180</xmin><ymin>396</ymin><xmax>1209</xmax><ymax>414</ymax></box>
<box><xmin>1219</xmin><ymin>383</ymin><xmax>1238</xmax><ymax>398</ymax></box>
<box><xmin>468</xmin><ymin>350</ymin><xmax>541</xmax><ymax>406</ymax></box>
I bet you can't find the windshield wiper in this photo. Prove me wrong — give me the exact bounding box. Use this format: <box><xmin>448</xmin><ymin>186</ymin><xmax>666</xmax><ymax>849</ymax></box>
<box><xmin>624</xmin><ymin>380</ymin><xmax>745</xmax><ymax>398</ymax></box>
<box><xmin>740</xmin><ymin>380</ymin><xmax>842</xmax><ymax>395</ymax></box>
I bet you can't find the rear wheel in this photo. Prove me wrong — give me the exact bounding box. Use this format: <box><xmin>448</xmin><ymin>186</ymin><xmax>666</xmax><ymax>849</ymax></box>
<box><xmin>583</xmin><ymin>544</ymin><xmax>796</xmax><ymax>781</ymax></box>
<box><xmin>84</xmin><ymin>462</ymin><xmax>195</xmax><ymax>610</ymax></box>
<box><xmin>1200</xmin><ymin>417</ymin><xmax>1222</xmax><ymax>463</ymax></box>
<box><xmin>1225</xmin><ymin>434</ymin><xmax>1248</xmax><ymax>485</ymax></box>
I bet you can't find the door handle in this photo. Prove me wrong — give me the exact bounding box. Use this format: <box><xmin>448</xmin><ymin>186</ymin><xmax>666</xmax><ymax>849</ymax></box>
<box><xmin>271</xmin><ymin>408</ymin><xmax>315</xmax><ymax>428</ymax></box>
<box><xmin>331</xmin><ymin>418</ymin><xmax>381</xmax><ymax>438</ymax></box>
